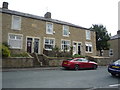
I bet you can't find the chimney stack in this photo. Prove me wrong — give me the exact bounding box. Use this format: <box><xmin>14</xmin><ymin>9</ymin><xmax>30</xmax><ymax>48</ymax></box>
<box><xmin>2</xmin><ymin>2</ymin><xmax>9</xmax><ymax>9</ymax></box>
<box><xmin>117</xmin><ymin>30</ymin><xmax>120</xmax><ymax>35</ymax></box>
<box><xmin>44</xmin><ymin>12</ymin><xmax>51</xmax><ymax>18</ymax></box>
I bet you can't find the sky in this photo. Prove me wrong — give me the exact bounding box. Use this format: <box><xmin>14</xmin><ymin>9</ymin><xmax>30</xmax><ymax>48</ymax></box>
<box><xmin>0</xmin><ymin>0</ymin><xmax>119</xmax><ymax>36</ymax></box>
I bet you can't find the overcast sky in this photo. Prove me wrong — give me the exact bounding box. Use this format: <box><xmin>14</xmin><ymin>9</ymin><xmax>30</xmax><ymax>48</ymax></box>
<box><xmin>0</xmin><ymin>0</ymin><xmax>119</xmax><ymax>36</ymax></box>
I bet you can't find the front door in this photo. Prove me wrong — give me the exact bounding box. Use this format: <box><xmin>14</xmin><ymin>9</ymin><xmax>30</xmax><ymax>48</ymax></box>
<box><xmin>73</xmin><ymin>43</ymin><xmax>77</xmax><ymax>55</ymax></box>
<box><xmin>27</xmin><ymin>38</ymin><xmax>32</xmax><ymax>53</ymax></box>
<box><xmin>78</xmin><ymin>43</ymin><xmax>81</xmax><ymax>55</ymax></box>
<box><xmin>27</xmin><ymin>37</ymin><xmax>40</xmax><ymax>54</ymax></box>
<box><xmin>34</xmin><ymin>38</ymin><xmax>39</xmax><ymax>53</ymax></box>
<box><xmin>73</xmin><ymin>42</ymin><xmax>81</xmax><ymax>55</ymax></box>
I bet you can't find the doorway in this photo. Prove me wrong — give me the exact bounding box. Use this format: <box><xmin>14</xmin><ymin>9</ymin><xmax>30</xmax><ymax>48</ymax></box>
<box><xmin>73</xmin><ymin>42</ymin><xmax>81</xmax><ymax>55</ymax></box>
<box><xmin>26</xmin><ymin>37</ymin><xmax>40</xmax><ymax>54</ymax></box>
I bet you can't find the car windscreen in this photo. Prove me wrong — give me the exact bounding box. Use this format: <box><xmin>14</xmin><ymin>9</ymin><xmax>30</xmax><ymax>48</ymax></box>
<box><xmin>81</xmin><ymin>58</ymin><xmax>88</xmax><ymax>62</ymax></box>
<box><xmin>114</xmin><ymin>59</ymin><xmax>120</xmax><ymax>65</ymax></box>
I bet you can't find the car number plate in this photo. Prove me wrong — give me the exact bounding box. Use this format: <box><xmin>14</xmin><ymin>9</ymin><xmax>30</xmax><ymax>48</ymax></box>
<box><xmin>112</xmin><ymin>66</ymin><xmax>119</xmax><ymax>68</ymax></box>
<box><xmin>64</xmin><ymin>62</ymin><xmax>67</xmax><ymax>64</ymax></box>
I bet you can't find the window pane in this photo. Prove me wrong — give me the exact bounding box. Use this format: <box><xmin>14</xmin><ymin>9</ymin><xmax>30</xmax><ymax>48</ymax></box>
<box><xmin>78</xmin><ymin>43</ymin><xmax>81</xmax><ymax>46</ymax></box>
<box><xmin>48</xmin><ymin>28</ymin><xmax>51</xmax><ymax>33</ymax></box>
<box><xmin>45</xmin><ymin>39</ymin><xmax>49</xmax><ymax>44</ymax></box>
<box><xmin>86</xmin><ymin>30</ymin><xmax>91</xmax><ymax>40</ymax></box>
<box><xmin>50</xmin><ymin>39</ymin><xmax>54</xmax><ymax>44</ymax></box>
<box><xmin>63</xmin><ymin>26</ymin><xmax>69</xmax><ymax>36</ymax></box>
<box><xmin>16</xmin><ymin>35</ymin><xmax>22</xmax><ymax>40</ymax></box>
<box><xmin>89</xmin><ymin>46</ymin><xmax>92</xmax><ymax>52</ymax></box>
<box><xmin>64</xmin><ymin>29</ymin><xmax>68</xmax><ymax>35</ymax></box>
<box><xmin>45</xmin><ymin>45</ymin><xmax>52</xmax><ymax>49</ymax></box>
<box><xmin>61</xmin><ymin>40</ymin><xmax>70</xmax><ymax>51</ymax></box>
<box><xmin>47</xmin><ymin>23</ymin><xmax>53</xmax><ymax>34</ymax></box>
<box><xmin>12</xmin><ymin>16</ymin><xmax>21</xmax><ymax>30</ymax></box>
<box><xmin>9</xmin><ymin>34</ymin><xmax>15</xmax><ymax>39</ymax></box>
<box><xmin>109</xmin><ymin>49</ymin><xmax>113</xmax><ymax>56</ymax></box>
<box><xmin>9</xmin><ymin>38</ymin><xmax>22</xmax><ymax>49</ymax></box>
<box><xmin>44</xmin><ymin>38</ymin><xmax>54</xmax><ymax>50</ymax></box>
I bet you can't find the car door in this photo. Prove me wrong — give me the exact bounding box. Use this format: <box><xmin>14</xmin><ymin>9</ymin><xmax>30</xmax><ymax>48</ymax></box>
<box><xmin>80</xmin><ymin>58</ymin><xmax>93</xmax><ymax>68</ymax></box>
<box><xmin>75</xmin><ymin>59</ymin><xmax>85</xmax><ymax>68</ymax></box>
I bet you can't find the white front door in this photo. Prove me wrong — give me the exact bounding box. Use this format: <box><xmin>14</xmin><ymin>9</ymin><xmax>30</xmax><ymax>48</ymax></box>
<box><xmin>73</xmin><ymin>42</ymin><xmax>81</xmax><ymax>55</ymax></box>
<box><xmin>73</xmin><ymin>43</ymin><xmax>77</xmax><ymax>55</ymax></box>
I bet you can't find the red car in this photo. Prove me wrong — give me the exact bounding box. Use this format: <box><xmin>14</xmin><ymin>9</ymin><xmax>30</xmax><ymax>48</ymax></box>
<box><xmin>62</xmin><ymin>58</ymin><xmax>98</xmax><ymax>70</ymax></box>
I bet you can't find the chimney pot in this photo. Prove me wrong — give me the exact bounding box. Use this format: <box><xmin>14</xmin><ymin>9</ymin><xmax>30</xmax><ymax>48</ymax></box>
<box><xmin>2</xmin><ymin>2</ymin><xmax>8</xmax><ymax>9</ymax></box>
<box><xmin>44</xmin><ymin>12</ymin><xmax>51</xmax><ymax>18</ymax></box>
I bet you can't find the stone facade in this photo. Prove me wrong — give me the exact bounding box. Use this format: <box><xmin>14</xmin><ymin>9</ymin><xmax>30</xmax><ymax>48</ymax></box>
<box><xmin>108</xmin><ymin>30</ymin><xmax>120</xmax><ymax>61</ymax></box>
<box><xmin>1</xmin><ymin>4</ymin><xmax>96</xmax><ymax>57</ymax></box>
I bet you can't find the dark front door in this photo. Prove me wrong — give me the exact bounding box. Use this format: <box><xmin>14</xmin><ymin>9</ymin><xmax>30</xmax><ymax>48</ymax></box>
<box><xmin>34</xmin><ymin>38</ymin><xmax>39</xmax><ymax>53</ymax></box>
<box><xmin>27</xmin><ymin>38</ymin><xmax>32</xmax><ymax>53</ymax></box>
<box><xmin>78</xmin><ymin>43</ymin><xmax>81</xmax><ymax>55</ymax></box>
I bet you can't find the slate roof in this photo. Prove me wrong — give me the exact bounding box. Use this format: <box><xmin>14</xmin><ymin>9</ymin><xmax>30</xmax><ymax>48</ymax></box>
<box><xmin>110</xmin><ymin>34</ymin><xmax>120</xmax><ymax>40</ymax></box>
<box><xmin>0</xmin><ymin>8</ymin><xmax>90</xmax><ymax>30</ymax></box>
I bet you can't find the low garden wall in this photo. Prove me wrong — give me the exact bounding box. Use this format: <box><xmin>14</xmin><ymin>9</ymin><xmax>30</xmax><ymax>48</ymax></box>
<box><xmin>36</xmin><ymin>54</ymin><xmax>67</xmax><ymax>67</ymax></box>
<box><xmin>48</xmin><ymin>58</ymin><xmax>65</xmax><ymax>67</ymax></box>
<box><xmin>2</xmin><ymin>55</ymin><xmax>113</xmax><ymax>68</ymax></box>
<box><xmin>88</xmin><ymin>56</ymin><xmax>113</xmax><ymax>66</ymax></box>
<box><xmin>2</xmin><ymin>57</ymin><xmax>34</xmax><ymax>68</ymax></box>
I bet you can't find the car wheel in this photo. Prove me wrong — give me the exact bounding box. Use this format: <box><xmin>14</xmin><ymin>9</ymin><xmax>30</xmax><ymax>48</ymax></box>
<box><xmin>74</xmin><ymin>65</ymin><xmax>79</xmax><ymax>71</ymax></box>
<box><xmin>111</xmin><ymin>73</ymin><xmax>116</xmax><ymax>77</ymax></box>
<box><xmin>93</xmin><ymin>64</ymin><xmax>97</xmax><ymax>69</ymax></box>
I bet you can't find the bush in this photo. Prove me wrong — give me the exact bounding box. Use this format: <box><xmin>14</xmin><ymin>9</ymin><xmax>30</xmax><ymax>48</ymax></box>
<box><xmin>11</xmin><ymin>52</ymin><xmax>30</xmax><ymax>57</ymax></box>
<box><xmin>73</xmin><ymin>54</ymin><xmax>85</xmax><ymax>58</ymax></box>
<box><xmin>0</xmin><ymin>44</ymin><xmax>10</xmax><ymax>57</ymax></box>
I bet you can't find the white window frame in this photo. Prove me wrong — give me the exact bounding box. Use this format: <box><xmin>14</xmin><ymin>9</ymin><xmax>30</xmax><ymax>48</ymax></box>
<box><xmin>8</xmin><ymin>33</ymin><xmax>23</xmax><ymax>49</ymax></box>
<box><xmin>46</xmin><ymin>22</ymin><xmax>53</xmax><ymax>34</ymax></box>
<box><xmin>11</xmin><ymin>15</ymin><xmax>21</xmax><ymax>30</ymax></box>
<box><xmin>63</xmin><ymin>25</ymin><xmax>69</xmax><ymax>37</ymax></box>
<box><xmin>85</xmin><ymin>42</ymin><xmax>92</xmax><ymax>53</ymax></box>
<box><xmin>44</xmin><ymin>37</ymin><xmax>55</xmax><ymax>51</ymax></box>
<box><xmin>61</xmin><ymin>39</ymin><xmax>71</xmax><ymax>51</ymax></box>
<box><xmin>86</xmin><ymin>30</ymin><xmax>91</xmax><ymax>40</ymax></box>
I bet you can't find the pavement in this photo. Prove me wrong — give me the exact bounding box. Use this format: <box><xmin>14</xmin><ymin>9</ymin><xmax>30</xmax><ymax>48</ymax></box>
<box><xmin>1</xmin><ymin>66</ymin><xmax>107</xmax><ymax>72</ymax></box>
<box><xmin>1</xmin><ymin>67</ymin><xmax>63</xmax><ymax>72</ymax></box>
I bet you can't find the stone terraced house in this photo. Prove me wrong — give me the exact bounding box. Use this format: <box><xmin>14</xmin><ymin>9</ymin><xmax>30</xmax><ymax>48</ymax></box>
<box><xmin>1</xmin><ymin>2</ymin><xmax>96</xmax><ymax>56</ymax></box>
<box><xmin>108</xmin><ymin>30</ymin><xmax>120</xmax><ymax>61</ymax></box>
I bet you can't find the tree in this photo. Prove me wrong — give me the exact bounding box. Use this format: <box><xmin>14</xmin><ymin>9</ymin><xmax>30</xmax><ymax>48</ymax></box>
<box><xmin>90</xmin><ymin>24</ymin><xmax>111</xmax><ymax>56</ymax></box>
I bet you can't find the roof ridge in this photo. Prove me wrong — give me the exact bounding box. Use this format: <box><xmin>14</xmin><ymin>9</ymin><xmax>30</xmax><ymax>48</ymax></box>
<box><xmin>0</xmin><ymin>8</ymin><xmax>90</xmax><ymax>30</ymax></box>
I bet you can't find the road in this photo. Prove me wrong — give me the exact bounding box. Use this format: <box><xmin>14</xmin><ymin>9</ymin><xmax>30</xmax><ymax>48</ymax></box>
<box><xmin>2</xmin><ymin>66</ymin><xmax>120</xmax><ymax>89</ymax></box>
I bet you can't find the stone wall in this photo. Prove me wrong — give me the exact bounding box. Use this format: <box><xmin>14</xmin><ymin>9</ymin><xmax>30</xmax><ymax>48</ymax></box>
<box><xmin>88</xmin><ymin>56</ymin><xmax>113</xmax><ymax>66</ymax></box>
<box><xmin>49</xmin><ymin>58</ymin><xmax>64</xmax><ymax>67</ymax></box>
<box><xmin>2</xmin><ymin>57</ymin><xmax>34</xmax><ymax>68</ymax></box>
<box><xmin>108</xmin><ymin>39</ymin><xmax>120</xmax><ymax>61</ymax></box>
<box><xmin>48</xmin><ymin>56</ymin><xmax>113</xmax><ymax>66</ymax></box>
